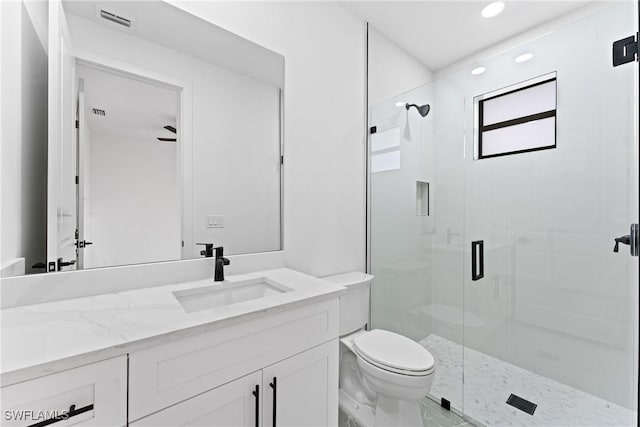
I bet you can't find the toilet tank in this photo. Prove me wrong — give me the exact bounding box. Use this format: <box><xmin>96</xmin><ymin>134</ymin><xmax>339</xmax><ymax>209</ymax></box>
<box><xmin>323</xmin><ymin>272</ymin><xmax>374</xmax><ymax>335</ymax></box>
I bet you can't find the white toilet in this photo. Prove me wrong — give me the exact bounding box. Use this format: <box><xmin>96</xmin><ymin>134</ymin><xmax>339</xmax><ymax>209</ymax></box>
<box><xmin>323</xmin><ymin>272</ymin><xmax>436</xmax><ymax>427</ymax></box>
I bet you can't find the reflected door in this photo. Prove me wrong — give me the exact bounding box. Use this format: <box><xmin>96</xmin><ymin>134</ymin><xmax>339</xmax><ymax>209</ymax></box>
<box><xmin>47</xmin><ymin>0</ymin><xmax>77</xmax><ymax>272</ymax></box>
<box><xmin>462</xmin><ymin>3</ymin><xmax>638</xmax><ymax>425</ymax></box>
<box><xmin>75</xmin><ymin>78</ymin><xmax>89</xmax><ymax>269</ymax></box>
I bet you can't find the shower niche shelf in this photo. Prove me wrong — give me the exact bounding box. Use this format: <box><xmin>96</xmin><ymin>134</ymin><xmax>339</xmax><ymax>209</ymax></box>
<box><xmin>416</xmin><ymin>181</ymin><xmax>430</xmax><ymax>216</ymax></box>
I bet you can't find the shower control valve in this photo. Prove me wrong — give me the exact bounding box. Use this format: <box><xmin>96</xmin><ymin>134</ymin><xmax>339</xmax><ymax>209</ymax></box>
<box><xmin>613</xmin><ymin>235</ymin><xmax>630</xmax><ymax>253</ymax></box>
<box><xmin>613</xmin><ymin>224</ymin><xmax>639</xmax><ymax>256</ymax></box>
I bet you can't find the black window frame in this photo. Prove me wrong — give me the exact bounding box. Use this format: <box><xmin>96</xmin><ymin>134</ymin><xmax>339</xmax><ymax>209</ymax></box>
<box><xmin>477</xmin><ymin>76</ymin><xmax>557</xmax><ymax>159</ymax></box>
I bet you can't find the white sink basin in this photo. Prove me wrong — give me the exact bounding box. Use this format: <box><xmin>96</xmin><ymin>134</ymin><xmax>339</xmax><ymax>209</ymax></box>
<box><xmin>173</xmin><ymin>278</ymin><xmax>293</xmax><ymax>313</ymax></box>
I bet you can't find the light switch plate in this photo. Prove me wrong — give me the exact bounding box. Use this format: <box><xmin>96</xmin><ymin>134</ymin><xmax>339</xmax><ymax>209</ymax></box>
<box><xmin>206</xmin><ymin>215</ymin><xmax>224</xmax><ymax>228</ymax></box>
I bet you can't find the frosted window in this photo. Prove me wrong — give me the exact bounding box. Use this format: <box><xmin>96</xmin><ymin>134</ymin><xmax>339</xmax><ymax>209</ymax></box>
<box><xmin>371</xmin><ymin>127</ymin><xmax>400</xmax><ymax>152</ymax></box>
<box><xmin>481</xmin><ymin>117</ymin><xmax>556</xmax><ymax>157</ymax></box>
<box><xmin>371</xmin><ymin>151</ymin><xmax>400</xmax><ymax>173</ymax></box>
<box><xmin>482</xmin><ymin>80</ymin><xmax>556</xmax><ymax>125</ymax></box>
<box><xmin>476</xmin><ymin>75</ymin><xmax>557</xmax><ymax>159</ymax></box>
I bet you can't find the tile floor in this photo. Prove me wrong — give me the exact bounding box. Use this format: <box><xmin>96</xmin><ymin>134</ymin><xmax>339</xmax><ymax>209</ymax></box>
<box><xmin>421</xmin><ymin>334</ymin><xmax>636</xmax><ymax>427</ymax></box>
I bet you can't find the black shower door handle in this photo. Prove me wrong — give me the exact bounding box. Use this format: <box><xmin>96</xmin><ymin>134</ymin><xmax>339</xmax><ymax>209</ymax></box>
<box><xmin>472</xmin><ymin>240</ymin><xmax>484</xmax><ymax>281</ymax></box>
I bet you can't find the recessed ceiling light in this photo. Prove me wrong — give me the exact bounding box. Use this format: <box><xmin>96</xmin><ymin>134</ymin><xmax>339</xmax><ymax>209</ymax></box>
<box><xmin>395</xmin><ymin>101</ymin><xmax>406</xmax><ymax>107</ymax></box>
<box><xmin>471</xmin><ymin>66</ymin><xmax>486</xmax><ymax>75</ymax></box>
<box><xmin>481</xmin><ymin>2</ymin><xmax>505</xmax><ymax>18</ymax></box>
<box><xmin>515</xmin><ymin>53</ymin><xmax>534</xmax><ymax>63</ymax></box>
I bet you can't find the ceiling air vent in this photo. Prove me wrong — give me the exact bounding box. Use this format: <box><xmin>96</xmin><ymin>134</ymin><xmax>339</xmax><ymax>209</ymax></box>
<box><xmin>92</xmin><ymin>108</ymin><xmax>106</xmax><ymax>116</ymax></box>
<box><xmin>100</xmin><ymin>9</ymin><xmax>131</xmax><ymax>28</ymax></box>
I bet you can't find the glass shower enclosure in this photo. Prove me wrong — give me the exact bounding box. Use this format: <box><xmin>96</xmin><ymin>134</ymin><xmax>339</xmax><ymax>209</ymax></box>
<box><xmin>368</xmin><ymin>2</ymin><xmax>639</xmax><ymax>426</ymax></box>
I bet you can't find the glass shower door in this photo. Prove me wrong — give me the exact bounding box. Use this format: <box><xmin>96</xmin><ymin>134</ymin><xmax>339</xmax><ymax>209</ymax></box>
<box><xmin>462</xmin><ymin>3</ymin><xmax>638</xmax><ymax>426</ymax></box>
<box><xmin>369</xmin><ymin>81</ymin><xmax>466</xmax><ymax>415</ymax></box>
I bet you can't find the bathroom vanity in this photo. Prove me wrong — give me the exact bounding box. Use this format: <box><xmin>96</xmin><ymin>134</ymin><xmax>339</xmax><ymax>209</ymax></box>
<box><xmin>0</xmin><ymin>269</ymin><xmax>344</xmax><ymax>426</ymax></box>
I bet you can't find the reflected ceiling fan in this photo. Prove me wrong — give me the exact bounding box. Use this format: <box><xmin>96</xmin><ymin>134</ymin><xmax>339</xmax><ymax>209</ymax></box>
<box><xmin>157</xmin><ymin>125</ymin><xmax>176</xmax><ymax>142</ymax></box>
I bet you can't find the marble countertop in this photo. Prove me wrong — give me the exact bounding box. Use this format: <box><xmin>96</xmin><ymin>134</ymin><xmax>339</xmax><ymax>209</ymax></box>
<box><xmin>0</xmin><ymin>268</ymin><xmax>345</xmax><ymax>387</ymax></box>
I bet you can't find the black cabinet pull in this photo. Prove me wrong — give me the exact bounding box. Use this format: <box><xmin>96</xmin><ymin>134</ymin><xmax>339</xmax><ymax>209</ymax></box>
<box><xmin>471</xmin><ymin>240</ymin><xmax>484</xmax><ymax>281</ymax></box>
<box><xmin>27</xmin><ymin>404</ymin><xmax>93</xmax><ymax>427</ymax></box>
<box><xmin>252</xmin><ymin>384</ymin><xmax>259</xmax><ymax>427</ymax></box>
<box><xmin>269</xmin><ymin>377</ymin><xmax>277</xmax><ymax>427</ymax></box>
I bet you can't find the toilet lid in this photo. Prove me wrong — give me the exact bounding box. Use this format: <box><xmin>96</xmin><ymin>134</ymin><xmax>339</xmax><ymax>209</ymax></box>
<box><xmin>353</xmin><ymin>329</ymin><xmax>435</xmax><ymax>373</ymax></box>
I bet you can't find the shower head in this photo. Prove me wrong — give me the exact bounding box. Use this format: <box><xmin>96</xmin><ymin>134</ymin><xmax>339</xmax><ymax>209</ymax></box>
<box><xmin>405</xmin><ymin>103</ymin><xmax>431</xmax><ymax>117</ymax></box>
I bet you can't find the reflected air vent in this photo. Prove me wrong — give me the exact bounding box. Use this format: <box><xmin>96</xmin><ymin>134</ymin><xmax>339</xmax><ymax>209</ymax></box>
<box><xmin>92</xmin><ymin>108</ymin><xmax>106</xmax><ymax>116</ymax></box>
<box><xmin>100</xmin><ymin>10</ymin><xmax>132</xmax><ymax>28</ymax></box>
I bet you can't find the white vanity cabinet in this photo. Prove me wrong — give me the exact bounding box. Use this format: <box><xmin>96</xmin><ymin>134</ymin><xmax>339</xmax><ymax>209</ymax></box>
<box><xmin>132</xmin><ymin>340</ymin><xmax>338</xmax><ymax>427</ymax></box>
<box><xmin>129</xmin><ymin>298</ymin><xmax>340</xmax><ymax>426</ymax></box>
<box><xmin>130</xmin><ymin>371</ymin><xmax>263</xmax><ymax>427</ymax></box>
<box><xmin>263</xmin><ymin>340</ymin><xmax>338</xmax><ymax>427</ymax></box>
<box><xmin>0</xmin><ymin>356</ymin><xmax>127</xmax><ymax>427</ymax></box>
<box><xmin>0</xmin><ymin>270</ymin><xmax>343</xmax><ymax>427</ymax></box>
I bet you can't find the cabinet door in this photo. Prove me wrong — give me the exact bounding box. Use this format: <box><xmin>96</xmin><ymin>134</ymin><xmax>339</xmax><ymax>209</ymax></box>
<box><xmin>262</xmin><ymin>340</ymin><xmax>338</xmax><ymax>427</ymax></box>
<box><xmin>131</xmin><ymin>371</ymin><xmax>262</xmax><ymax>427</ymax></box>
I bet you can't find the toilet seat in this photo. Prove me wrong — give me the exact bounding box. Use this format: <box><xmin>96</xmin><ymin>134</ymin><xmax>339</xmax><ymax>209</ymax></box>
<box><xmin>352</xmin><ymin>329</ymin><xmax>435</xmax><ymax>376</ymax></box>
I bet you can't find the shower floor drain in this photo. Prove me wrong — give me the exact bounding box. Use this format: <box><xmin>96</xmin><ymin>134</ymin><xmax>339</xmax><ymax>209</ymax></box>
<box><xmin>506</xmin><ymin>393</ymin><xmax>537</xmax><ymax>415</ymax></box>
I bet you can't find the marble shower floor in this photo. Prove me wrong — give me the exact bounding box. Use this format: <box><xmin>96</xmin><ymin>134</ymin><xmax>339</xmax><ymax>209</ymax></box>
<box><xmin>420</xmin><ymin>335</ymin><xmax>636</xmax><ymax>427</ymax></box>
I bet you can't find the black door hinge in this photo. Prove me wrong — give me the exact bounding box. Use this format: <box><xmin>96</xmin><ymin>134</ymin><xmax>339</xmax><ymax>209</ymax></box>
<box><xmin>280</xmin><ymin>155</ymin><xmax>284</xmax><ymax>165</ymax></box>
<box><xmin>370</xmin><ymin>126</ymin><xmax>377</xmax><ymax>134</ymax></box>
<box><xmin>75</xmin><ymin>120</ymin><xmax>79</xmax><ymax>129</ymax></box>
<box><xmin>75</xmin><ymin>175</ymin><xmax>79</xmax><ymax>184</ymax></box>
<box><xmin>613</xmin><ymin>33</ymin><xmax>639</xmax><ymax>67</ymax></box>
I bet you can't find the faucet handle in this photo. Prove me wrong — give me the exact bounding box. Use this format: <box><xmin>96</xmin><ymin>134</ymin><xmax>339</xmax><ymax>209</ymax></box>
<box><xmin>214</xmin><ymin>246</ymin><xmax>230</xmax><ymax>265</ymax></box>
<box><xmin>196</xmin><ymin>243</ymin><xmax>214</xmax><ymax>257</ymax></box>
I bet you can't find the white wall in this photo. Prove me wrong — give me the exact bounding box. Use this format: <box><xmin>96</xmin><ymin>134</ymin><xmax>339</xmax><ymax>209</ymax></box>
<box><xmin>164</xmin><ymin>2</ymin><xmax>368</xmax><ymax>277</ymax></box>
<box><xmin>190</xmin><ymin>69</ymin><xmax>280</xmax><ymax>256</ymax></box>
<box><xmin>0</xmin><ymin>1</ymin><xmax>21</xmax><ymax>269</ymax></box>
<box><xmin>67</xmin><ymin>13</ymin><xmax>282</xmax><ymax>258</ymax></box>
<box><xmin>368</xmin><ymin>26</ymin><xmax>433</xmax><ymax>105</ymax></box>
<box><xmin>0</xmin><ymin>0</ymin><xmax>48</xmax><ymax>275</ymax></box>
<box><xmin>85</xmin><ymin>131</ymin><xmax>181</xmax><ymax>268</ymax></box>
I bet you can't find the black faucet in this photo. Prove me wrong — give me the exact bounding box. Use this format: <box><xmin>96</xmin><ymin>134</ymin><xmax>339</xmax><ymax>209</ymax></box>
<box><xmin>214</xmin><ymin>246</ymin><xmax>230</xmax><ymax>281</ymax></box>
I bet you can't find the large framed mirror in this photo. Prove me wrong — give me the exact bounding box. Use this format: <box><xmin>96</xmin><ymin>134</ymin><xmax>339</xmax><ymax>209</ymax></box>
<box><xmin>1</xmin><ymin>0</ymin><xmax>284</xmax><ymax>276</ymax></box>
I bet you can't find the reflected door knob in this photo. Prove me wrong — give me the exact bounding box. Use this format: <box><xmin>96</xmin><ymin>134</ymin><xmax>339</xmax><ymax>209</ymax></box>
<box><xmin>76</xmin><ymin>240</ymin><xmax>93</xmax><ymax>248</ymax></box>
